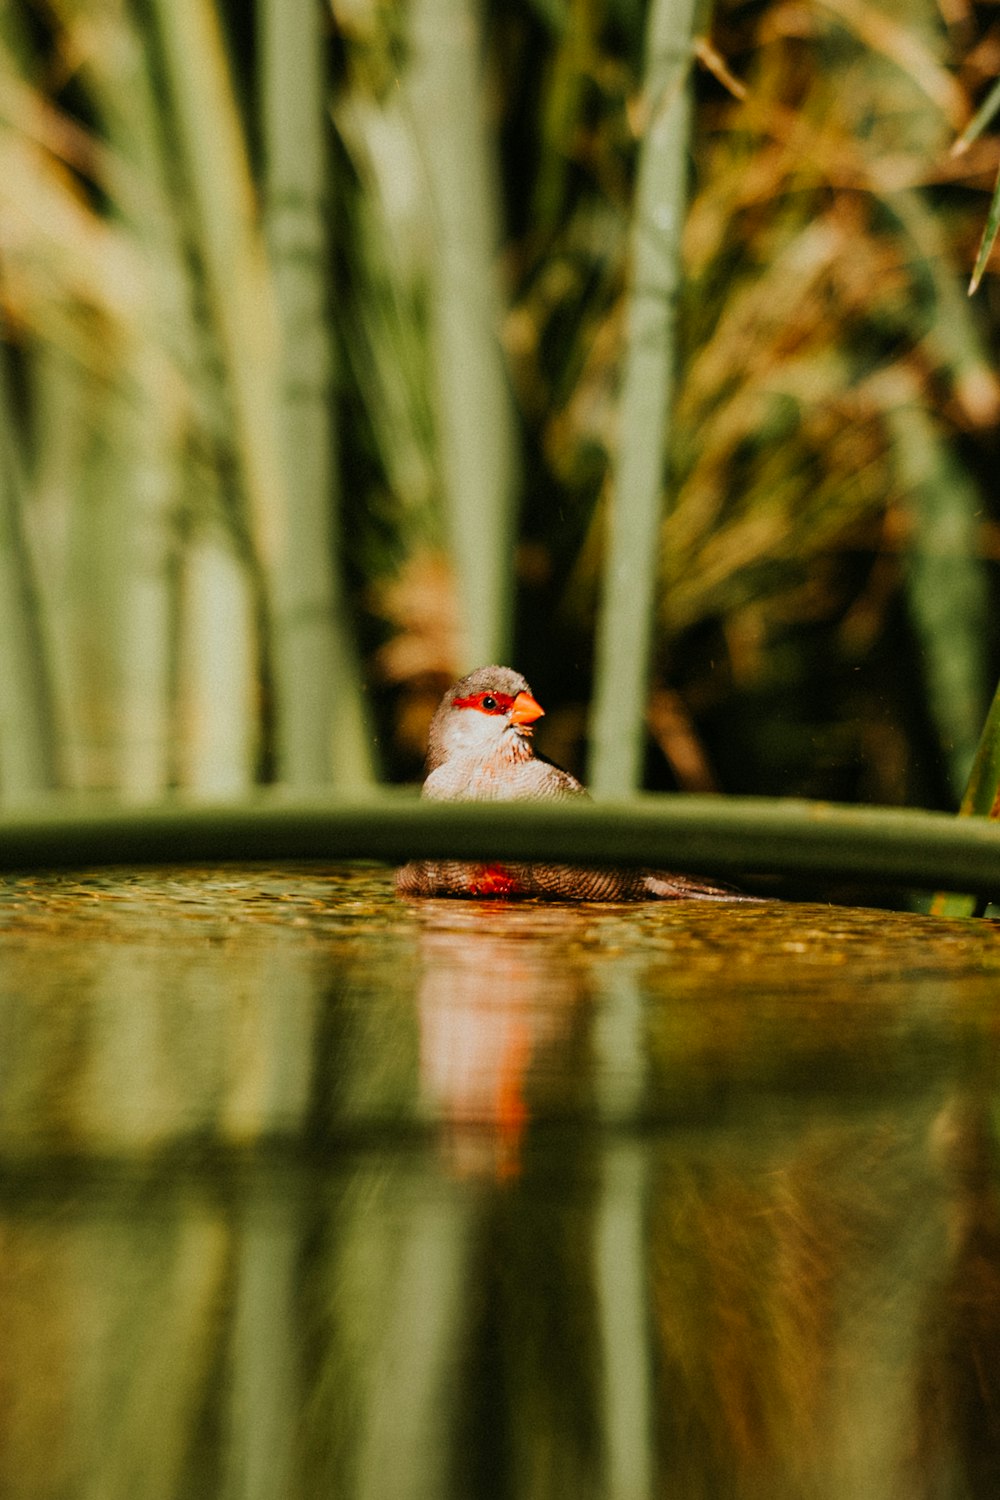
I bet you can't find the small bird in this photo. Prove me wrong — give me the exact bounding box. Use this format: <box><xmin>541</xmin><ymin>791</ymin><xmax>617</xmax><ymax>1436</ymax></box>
<box><xmin>395</xmin><ymin>665</ymin><xmax>747</xmax><ymax>901</ymax></box>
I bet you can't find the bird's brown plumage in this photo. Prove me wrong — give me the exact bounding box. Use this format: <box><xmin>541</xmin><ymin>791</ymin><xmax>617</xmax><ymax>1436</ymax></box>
<box><xmin>395</xmin><ymin>666</ymin><xmax>749</xmax><ymax>901</ymax></box>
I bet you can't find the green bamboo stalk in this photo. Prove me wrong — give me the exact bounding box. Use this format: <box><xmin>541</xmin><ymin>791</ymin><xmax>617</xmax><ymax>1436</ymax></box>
<box><xmin>0</xmin><ymin>352</ymin><xmax>60</xmax><ymax>799</ymax></box>
<box><xmin>36</xmin><ymin>0</ymin><xmax>249</xmax><ymax>797</ymax></box>
<box><xmin>21</xmin><ymin>343</ymin><xmax>84</xmax><ymax>785</ymax></box>
<box><xmin>2</xmin><ymin>793</ymin><xmax>1000</xmax><ymax>898</ymax></box>
<box><xmin>112</xmin><ymin>358</ymin><xmax>177</xmax><ymax>799</ymax></box>
<box><xmin>405</xmin><ymin>0</ymin><xmax>519</xmax><ymax>669</ymax></box>
<box><xmin>145</xmin><ymin>0</ymin><xmax>282</xmax><ymax>555</ymax></box>
<box><xmin>70</xmin><ymin>1</ymin><xmax>188</xmax><ymax>799</ymax></box>
<box><xmin>23</xmin><ymin>353</ymin><xmax>125</xmax><ymax>791</ymax></box>
<box><xmin>148</xmin><ymin>0</ymin><xmax>374</xmax><ymax>787</ymax></box>
<box><xmin>588</xmin><ymin>0</ymin><xmax>698</xmax><ymax>795</ymax></box>
<box><xmin>334</xmin><ymin>118</ymin><xmax>439</xmax><ymax>545</ymax></box>
<box><xmin>37</xmin><ymin>0</ymin><xmax>255</xmax><ymax>798</ymax></box>
<box><xmin>259</xmin><ymin>0</ymin><xmax>375</xmax><ymax>787</ymax></box>
<box><xmin>67</xmin><ymin>410</ymin><xmax>137</xmax><ymax>788</ymax></box>
<box><xmin>29</xmin><ymin>357</ymin><xmax>173</xmax><ymax>800</ymax></box>
<box><xmin>177</xmin><ymin>523</ymin><xmax>258</xmax><ymax>794</ymax></box>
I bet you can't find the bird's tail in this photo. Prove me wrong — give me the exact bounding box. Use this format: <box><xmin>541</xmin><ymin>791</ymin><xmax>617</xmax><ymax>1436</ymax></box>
<box><xmin>641</xmin><ymin>871</ymin><xmax>765</xmax><ymax>902</ymax></box>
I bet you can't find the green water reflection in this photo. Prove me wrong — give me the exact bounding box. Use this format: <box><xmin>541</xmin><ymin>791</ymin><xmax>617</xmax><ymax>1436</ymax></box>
<box><xmin>1</xmin><ymin>867</ymin><xmax>999</xmax><ymax>1498</ymax></box>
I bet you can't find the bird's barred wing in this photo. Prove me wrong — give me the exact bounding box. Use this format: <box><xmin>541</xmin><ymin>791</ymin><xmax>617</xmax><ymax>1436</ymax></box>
<box><xmin>522</xmin><ymin>754</ymin><xmax>587</xmax><ymax>798</ymax></box>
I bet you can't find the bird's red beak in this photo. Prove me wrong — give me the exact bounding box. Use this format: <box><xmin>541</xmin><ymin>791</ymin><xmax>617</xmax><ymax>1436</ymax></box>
<box><xmin>509</xmin><ymin>690</ymin><xmax>545</xmax><ymax>726</ymax></box>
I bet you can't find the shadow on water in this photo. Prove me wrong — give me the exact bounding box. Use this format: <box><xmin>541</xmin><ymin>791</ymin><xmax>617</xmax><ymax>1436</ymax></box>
<box><xmin>1</xmin><ymin>866</ymin><xmax>1000</xmax><ymax>1496</ymax></box>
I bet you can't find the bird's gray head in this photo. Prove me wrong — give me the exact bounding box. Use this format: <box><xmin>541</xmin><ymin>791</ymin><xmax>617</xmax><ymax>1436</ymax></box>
<box><xmin>426</xmin><ymin>665</ymin><xmax>545</xmax><ymax>772</ymax></box>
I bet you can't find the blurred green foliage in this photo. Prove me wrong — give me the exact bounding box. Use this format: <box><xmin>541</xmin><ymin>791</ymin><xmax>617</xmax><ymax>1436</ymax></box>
<box><xmin>0</xmin><ymin>0</ymin><xmax>998</xmax><ymax>806</ymax></box>
<box><xmin>498</xmin><ymin>0</ymin><xmax>1000</xmax><ymax>805</ymax></box>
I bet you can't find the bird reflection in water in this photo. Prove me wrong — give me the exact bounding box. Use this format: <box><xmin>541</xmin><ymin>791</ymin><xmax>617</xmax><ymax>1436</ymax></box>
<box><xmin>2</xmin><ymin>872</ymin><xmax>999</xmax><ymax>1495</ymax></box>
<box><xmin>413</xmin><ymin>903</ymin><xmax>585</xmax><ymax>1178</ymax></box>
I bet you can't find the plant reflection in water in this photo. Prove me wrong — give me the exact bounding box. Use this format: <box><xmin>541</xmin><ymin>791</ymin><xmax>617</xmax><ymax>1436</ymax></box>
<box><xmin>0</xmin><ymin>868</ymin><xmax>998</xmax><ymax>1495</ymax></box>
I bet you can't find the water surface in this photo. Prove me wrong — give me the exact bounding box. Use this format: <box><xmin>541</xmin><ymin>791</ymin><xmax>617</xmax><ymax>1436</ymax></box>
<box><xmin>1</xmin><ymin>866</ymin><xmax>999</xmax><ymax>1498</ymax></box>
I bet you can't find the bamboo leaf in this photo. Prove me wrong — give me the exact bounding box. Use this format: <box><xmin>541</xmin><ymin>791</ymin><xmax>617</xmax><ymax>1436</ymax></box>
<box><xmin>969</xmin><ymin>160</ymin><xmax>1000</xmax><ymax>295</ymax></box>
<box><xmin>952</xmin><ymin>77</ymin><xmax>1000</xmax><ymax>156</ymax></box>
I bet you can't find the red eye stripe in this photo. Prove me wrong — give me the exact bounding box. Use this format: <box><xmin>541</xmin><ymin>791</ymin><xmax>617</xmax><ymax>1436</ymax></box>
<box><xmin>452</xmin><ymin>691</ymin><xmax>515</xmax><ymax>715</ymax></box>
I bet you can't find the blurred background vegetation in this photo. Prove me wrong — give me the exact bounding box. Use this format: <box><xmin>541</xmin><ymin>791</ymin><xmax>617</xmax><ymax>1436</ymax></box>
<box><xmin>1</xmin><ymin>0</ymin><xmax>999</xmax><ymax>811</ymax></box>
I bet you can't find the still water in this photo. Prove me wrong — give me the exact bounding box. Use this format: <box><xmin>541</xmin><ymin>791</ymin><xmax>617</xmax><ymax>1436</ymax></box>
<box><xmin>1</xmin><ymin>865</ymin><xmax>999</xmax><ymax>1498</ymax></box>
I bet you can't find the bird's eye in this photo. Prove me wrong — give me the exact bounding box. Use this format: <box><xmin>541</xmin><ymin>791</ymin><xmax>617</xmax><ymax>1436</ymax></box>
<box><xmin>481</xmin><ymin>696</ymin><xmax>497</xmax><ymax>711</ymax></box>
